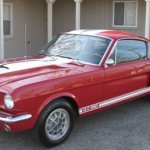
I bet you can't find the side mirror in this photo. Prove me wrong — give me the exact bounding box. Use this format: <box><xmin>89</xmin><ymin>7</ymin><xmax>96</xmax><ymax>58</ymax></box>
<box><xmin>104</xmin><ymin>59</ymin><xmax>115</xmax><ymax>68</ymax></box>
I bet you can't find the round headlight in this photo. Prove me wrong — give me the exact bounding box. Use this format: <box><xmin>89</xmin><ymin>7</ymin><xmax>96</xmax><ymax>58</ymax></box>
<box><xmin>4</xmin><ymin>94</ymin><xmax>14</xmax><ymax>109</ymax></box>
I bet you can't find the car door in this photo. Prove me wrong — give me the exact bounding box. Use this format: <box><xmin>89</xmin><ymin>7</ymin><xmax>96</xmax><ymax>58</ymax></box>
<box><xmin>103</xmin><ymin>39</ymin><xmax>150</xmax><ymax>100</ymax></box>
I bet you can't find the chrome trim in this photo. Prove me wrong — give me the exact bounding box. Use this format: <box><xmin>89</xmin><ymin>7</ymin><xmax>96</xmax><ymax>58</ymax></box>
<box><xmin>4</xmin><ymin>124</ymin><xmax>11</xmax><ymax>132</ymax></box>
<box><xmin>147</xmin><ymin>44</ymin><xmax>150</xmax><ymax>59</ymax></box>
<box><xmin>98</xmin><ymin>39</ymin><xmax>114</xmax><ymax>66</ymax></box>
<box><xmin>76</xmin><ymin>38</ymin><xmax>114</xmax><ymax>67</ymax></box>
<box><xmin>0</xmin><ymin>114</ymin><xmax>32</xmax><ymax>123</ymax></box>
<box><xmin>104</xmin><ymin>38</ymin><xmax>150</xmax><ymax>67</ymax></box>
<box><xmin>45</xmin><ymin>108</ymin><xmax>70</xmax><ymax>140</ymax></box>
<box><xmin>74</xmin><ymin>35</ymin><xmax>114</xmax><ymax>67</ymax></box>
<box><xmin>79</xmin><ymin>87</ymin><xmax>150</xmax><ymax>115</ymax></box>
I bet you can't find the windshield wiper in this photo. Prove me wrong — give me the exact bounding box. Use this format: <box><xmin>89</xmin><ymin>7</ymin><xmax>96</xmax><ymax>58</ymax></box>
<box><xmin>0</xmin><ymin>64</ymin><xmax>9</xmax><ymax>69</ymax></box>
<box><xmin>51</xmin><ymin>55</ymin><xmax>84</xmax><ymax>66</ymax></box>
<box><xmin>53</xmin><ymin>55</ymin><xmax>75</xmax><ymax>60</ymax></box>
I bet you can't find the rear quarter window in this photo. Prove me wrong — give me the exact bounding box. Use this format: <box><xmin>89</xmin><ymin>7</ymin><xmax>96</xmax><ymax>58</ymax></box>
<box><xmin>115</xmin><ymin>39</ymin><xmax>147</xmax><ymax>64</ymax></box>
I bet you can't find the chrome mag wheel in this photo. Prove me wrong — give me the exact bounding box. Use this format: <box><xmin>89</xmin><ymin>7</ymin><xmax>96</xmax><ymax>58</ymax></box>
<box><xmin>36</xmin><ymin>99</ymin><xmax>76</xmax><ymax>148</ymax></box>
<box><xmin>45</xmin><ymin>108</ymin><xmax>70</xmax><ymax>141</ymax></box>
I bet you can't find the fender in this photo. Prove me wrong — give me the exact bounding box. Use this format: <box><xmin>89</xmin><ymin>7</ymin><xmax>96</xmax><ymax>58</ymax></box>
<box><xmin>35</xmin><ymin>91</ymin><xmax>80</xmax><ymax>122</ymax></box>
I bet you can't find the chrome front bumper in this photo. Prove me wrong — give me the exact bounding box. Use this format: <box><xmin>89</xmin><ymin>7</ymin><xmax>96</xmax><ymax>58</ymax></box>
<box><xmin>0</xmin><ymin>114</ymin><xmax>32</xmax><ymax>123</ymax></box>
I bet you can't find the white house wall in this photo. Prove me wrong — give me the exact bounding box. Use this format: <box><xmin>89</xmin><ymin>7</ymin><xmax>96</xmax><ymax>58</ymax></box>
<box><xmin>4</xmin><ymin>0</ymin><xmax>47</xmax><ymax>58</ymax></box>
<box><xmin>81</xmin><ymin>0</ymin><xmax>145</xmax><ymax>36</ymax></box>
<box><xmin>53</xmin><ymin>0</ymin><xmax>75</xmax><ymax>36</ymax></box>
<box><xmin>0</xmin><ymin>0</ymin><xmax>4</xmax><ymax>59</ymax></box>
<box><xmin>2</xmin><ymin>0</ymin><xmax>149</xmax><ymax>59</ymax></box>
<box><xmin>53</xmin><ymin>0</ymin><xmax>146</xmax><ymax>37</ymax></box>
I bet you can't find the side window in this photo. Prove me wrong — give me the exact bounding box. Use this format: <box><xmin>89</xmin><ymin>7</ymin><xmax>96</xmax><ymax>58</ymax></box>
<box><xmin>109</xmin><ymin>40</ymin><xmax>147</xmax><ymax>64</ymax></box>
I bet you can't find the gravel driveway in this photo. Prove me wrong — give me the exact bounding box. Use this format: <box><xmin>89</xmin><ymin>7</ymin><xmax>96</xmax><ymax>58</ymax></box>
<box><xmin>0</xmin><ymin>96</ymin><xmax>150</xmax><ymax>150</ymax></box>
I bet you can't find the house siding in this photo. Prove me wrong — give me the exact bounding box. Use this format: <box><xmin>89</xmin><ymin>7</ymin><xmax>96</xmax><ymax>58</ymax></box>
<box><xmin>53</xmin><ymin>0</ymin><xmax>146</xmax><ymax>37</ymax></box>
<box><xmin>81</xmin><ymin>0</ymin><xmax>146</xmax><ymax>36</ymax></box>
<box><xmin>4</xmin><ymin>0</ymin><xmax>47</xmax><ymax>58</ymax></box>
<box><xmin>53</xmin><ymin>0</ymin><xmax>75</xmax><ymax>36</ymax></box>
<box><xmin>81</xmin><ymin>0</ymin><xmax>112</xmax><ymax>29</ymax></box>
<box><xmin>3</xmin><ymin>0</ymin><xmax>148</xmax><ymax>59</ymax></box>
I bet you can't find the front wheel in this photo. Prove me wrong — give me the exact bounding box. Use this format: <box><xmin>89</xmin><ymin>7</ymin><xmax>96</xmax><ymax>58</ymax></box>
<box><xmin>36</xmin><ymin>99</ymin><xmax>76</xmax><ymax>148</ymax></box>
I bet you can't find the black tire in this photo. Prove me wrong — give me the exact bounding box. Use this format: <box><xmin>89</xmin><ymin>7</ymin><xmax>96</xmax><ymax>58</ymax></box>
<box><xmin>36</xmin><ymin>99</ymin><xmax>76</xmax><ymax>148</ymax></box>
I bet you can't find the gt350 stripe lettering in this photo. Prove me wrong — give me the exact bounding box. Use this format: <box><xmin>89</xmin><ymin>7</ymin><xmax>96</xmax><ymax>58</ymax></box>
<box><xmin>79</xmin><ymin>87</ymin><xmax>150</xmax><ymax>115</ymax></box>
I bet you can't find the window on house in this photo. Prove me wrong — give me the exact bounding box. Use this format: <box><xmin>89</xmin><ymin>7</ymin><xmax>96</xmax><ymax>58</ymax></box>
<box><xmin>113</xmin><ymin>1</ymin><xmax>138</xmax><ymax>27</ymax></box>
<box><xmin>3</xmin><ymin>4</ymin><xmax>13</xmax><ymax>37</ymax></box>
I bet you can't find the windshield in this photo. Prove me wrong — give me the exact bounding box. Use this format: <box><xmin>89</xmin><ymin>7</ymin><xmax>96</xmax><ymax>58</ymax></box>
<box><xmin>42</xmin><ymin>34</ymin><xmax>111</xmax><ymax>65</ymax></box>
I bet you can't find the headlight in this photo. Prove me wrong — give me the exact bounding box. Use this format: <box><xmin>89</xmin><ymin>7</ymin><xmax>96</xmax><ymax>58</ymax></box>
<box><xmin>4</xmin><ymin>94</ymin><xmax>14</xmax><ymax>109</ymax></box>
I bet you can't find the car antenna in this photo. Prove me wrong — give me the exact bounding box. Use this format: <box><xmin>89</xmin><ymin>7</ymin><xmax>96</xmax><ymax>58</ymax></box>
<box><xmin>24</xmin><ymin>23</ymin><xmax>27</xmax><ymax>60</ymax></box>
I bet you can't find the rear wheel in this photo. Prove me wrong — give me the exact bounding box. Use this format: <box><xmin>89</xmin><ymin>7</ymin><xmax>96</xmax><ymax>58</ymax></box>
<box><xmin>36</xmin><ymin>99</ymin><xmax>76</xmax><ymax>148</ymax></box>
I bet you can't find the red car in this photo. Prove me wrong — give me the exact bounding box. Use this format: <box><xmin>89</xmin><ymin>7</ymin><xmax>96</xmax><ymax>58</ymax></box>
<box><xmin>0</xmin><ymin>30</ymin><xmax>150</xmax><ymax>147</ymax></box>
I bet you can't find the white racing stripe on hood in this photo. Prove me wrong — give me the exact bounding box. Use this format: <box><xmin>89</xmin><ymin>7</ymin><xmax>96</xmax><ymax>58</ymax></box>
<box><xmin>0</xmin><ymin>57</ymin><xmax>72</xmax><ymax>74</ymax></box>
<box><xmin>68</xmin><ymin>30</ymin><xmax>112</xmax><ymax>36</ymax></box>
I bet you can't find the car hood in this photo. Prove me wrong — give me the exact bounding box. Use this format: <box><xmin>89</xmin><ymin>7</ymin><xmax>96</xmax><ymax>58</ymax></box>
<box><xmin>0</xmin><ymin>56</ymin><xmax>85</xmax><ymax>87</ymax></box>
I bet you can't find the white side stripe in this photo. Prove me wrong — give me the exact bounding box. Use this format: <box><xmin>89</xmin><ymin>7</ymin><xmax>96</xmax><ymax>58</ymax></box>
<box><xmin>79</xmin><ymin>87</ymin><xmax>150</xmax><ymax>115</ymax></box>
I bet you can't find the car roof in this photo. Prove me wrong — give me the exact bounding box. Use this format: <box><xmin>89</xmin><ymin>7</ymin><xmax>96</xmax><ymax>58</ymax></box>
<box><xmin>66</xmin><ymin>30</ymin><xmax>147</xmax><ymax>41</ymax></box>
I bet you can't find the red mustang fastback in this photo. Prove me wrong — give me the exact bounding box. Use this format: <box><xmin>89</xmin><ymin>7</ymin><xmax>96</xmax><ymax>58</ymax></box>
<box><xmin>0</xmin><ymin>30</ymin><xmax>150</xmax><ymax>147</ymax></box>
